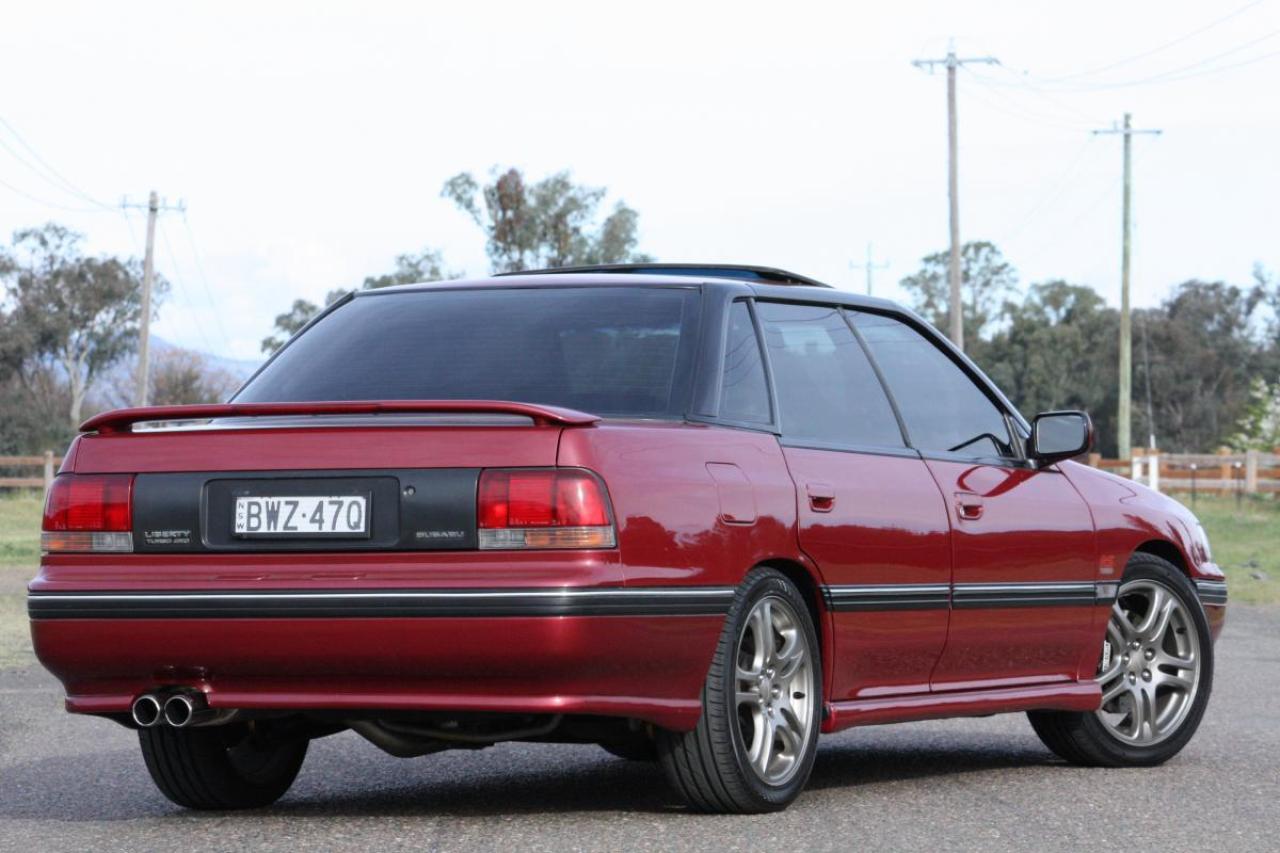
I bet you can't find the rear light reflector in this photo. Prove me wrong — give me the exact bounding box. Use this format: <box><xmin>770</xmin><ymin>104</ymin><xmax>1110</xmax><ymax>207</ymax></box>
<box><xmin>477</xmin><ymin>468</ymin><xmax>616</xmax><ymax>550</ymax></box>
<box><xmin>41</xmin><ymin>474</ymin><xmax>134</xmax><ymax>553</ymax></box>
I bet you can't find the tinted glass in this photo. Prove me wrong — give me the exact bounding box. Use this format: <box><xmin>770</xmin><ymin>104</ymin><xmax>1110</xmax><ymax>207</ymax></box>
<box><xmin>757</xmin><ymin>302</ymin><xmax>905</xmax><ymax>448</ymax></box>
<box><xmin>238</xmin><ymin>287</ymin><xmax>700</xmax><ymax>417</ymax></box>
<box><xmin>852</xmin><ymin>311</ymin><xmax>1013</xmax><ymax>457</ymax></box>
<box><xmin>718</xmin><ymin>301</ymin><xmax>771</xmax><ymax>423</ymax></box>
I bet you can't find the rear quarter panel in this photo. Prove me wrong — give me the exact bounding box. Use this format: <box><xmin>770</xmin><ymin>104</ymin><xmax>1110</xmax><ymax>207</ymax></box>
<box><xmin>557</xmin><ymin>421</ymin><xmax>806</xmax><ymax>588</ymax></box>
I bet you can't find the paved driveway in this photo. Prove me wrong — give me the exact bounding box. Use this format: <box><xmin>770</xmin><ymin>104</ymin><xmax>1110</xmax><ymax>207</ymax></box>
<box><xmin>1</xmin><ymin>606</ymin><xmax>1276</xmax><ymax>852</ymax></box>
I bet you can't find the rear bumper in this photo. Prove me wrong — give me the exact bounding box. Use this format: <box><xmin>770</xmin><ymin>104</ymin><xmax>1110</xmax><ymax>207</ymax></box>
<box><xmin>28</xmin><ymin>584</ymin><xmax>729</xmax><ymax>731</ymax></box>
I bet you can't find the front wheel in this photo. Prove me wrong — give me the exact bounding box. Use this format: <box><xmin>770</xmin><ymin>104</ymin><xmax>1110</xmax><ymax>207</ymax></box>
<box><xmin>1028</xmin><ymin>552</ymin><xmax>1214</xmax><ymax>767</ymax></box>
<box><xmin>139</xmin><ymin>721</ymin><xmax>308</xmax><ymax>809</ymax></box>
<box><xmin>657</xmin><ymin>567</ymin><xmax>821</xmax><ymax>813</ymax></box>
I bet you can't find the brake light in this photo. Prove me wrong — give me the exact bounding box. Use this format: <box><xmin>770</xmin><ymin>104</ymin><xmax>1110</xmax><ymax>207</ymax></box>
<box><xmin>41</xmin><ymin>474</ymin><xmax>134</xmax><ymax>553</ymax></box>
<box><xmin>477</xmin><ymin>468</ymin><xmax>615</xmax><ymax>549</ymax></box>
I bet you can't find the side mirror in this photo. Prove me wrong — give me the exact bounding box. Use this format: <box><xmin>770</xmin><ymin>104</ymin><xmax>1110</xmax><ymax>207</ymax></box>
<box><xmin>1030</xmin><ymin>411</ymin><xmax>1093</xmax><ymax>463</ymax></box>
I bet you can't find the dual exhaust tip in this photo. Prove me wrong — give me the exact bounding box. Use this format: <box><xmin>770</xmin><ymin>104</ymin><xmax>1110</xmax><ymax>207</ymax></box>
<box><xmin>131</xmin><ymin>692</ymin><xmax>216</xmax><ymax>729</ymax></box>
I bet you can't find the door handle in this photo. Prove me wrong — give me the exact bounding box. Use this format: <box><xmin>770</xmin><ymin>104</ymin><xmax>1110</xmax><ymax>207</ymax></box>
<box><xmin>955</xmin><ymin>493</ymin><xmax>984</xmax><ymax>521</ymax></box>
<box><xmin>806</xmin><ymin>482</ymin><xmax>835</xmax><ymax>513</ymax></box>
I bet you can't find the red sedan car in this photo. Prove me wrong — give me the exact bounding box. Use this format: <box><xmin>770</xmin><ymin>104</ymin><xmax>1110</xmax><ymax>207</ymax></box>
<box><xmin>29</xmin><ymin>265</ymin><xmax>1226</xmax><ymax>813</ymax></box>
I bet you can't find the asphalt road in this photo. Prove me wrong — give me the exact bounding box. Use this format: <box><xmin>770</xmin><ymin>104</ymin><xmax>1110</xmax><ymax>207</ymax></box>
<box><xmin>1</xmin><ymin>606</ymin><xmax>1277</xmax><ymax>853</ymax></box>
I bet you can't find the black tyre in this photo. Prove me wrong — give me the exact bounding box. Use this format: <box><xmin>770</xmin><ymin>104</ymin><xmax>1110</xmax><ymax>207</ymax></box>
<box><xmin>657</xmin><ymin>567</ymin><xmax>822</xmax><ymax>813</ymax></box>
<box><xmin>139</xmin><ymin>721</ymin><xmax>308</xmax><ymax>810</ymax></box>
<box><xmin>1028</xmin><ymin>552</ymin><xmax>1214</xmax><ymax>767</ymax></box>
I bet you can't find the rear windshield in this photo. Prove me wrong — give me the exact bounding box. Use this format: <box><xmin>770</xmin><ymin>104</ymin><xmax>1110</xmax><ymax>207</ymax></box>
<box><xmin>236</xmin><ymin>286</ymin><xmax>702</xmax><ymax>418</ymax></box>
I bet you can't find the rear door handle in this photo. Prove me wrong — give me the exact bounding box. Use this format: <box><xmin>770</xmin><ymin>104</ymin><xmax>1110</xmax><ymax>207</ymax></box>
<box><xmin>807</xmin><ymin>482</ymin><xmax>835</xmax><ymax>513</ymax></box>
<box><xmin>955</xmin><ymin>493</ymin><xmax>984</xmax><ymax>521</ymax></box>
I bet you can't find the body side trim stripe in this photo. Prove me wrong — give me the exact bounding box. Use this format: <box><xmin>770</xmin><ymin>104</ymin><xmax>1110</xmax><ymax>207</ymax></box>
<box><xmin>822</xmin><ymin>581</ymin><xmax>1115</xmax><ymax>612</ymax></box>
<box><xmin>27</xmin><ymin>587</ymin><xmax>737</xmax><ymax>620</ymax></box>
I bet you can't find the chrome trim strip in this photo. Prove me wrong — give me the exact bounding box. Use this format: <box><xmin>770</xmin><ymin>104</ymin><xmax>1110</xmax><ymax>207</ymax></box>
<box><xmin>1194</xmin><ymin>579</ymin><xmax>1229</xmax><ymax>606</ymax></box>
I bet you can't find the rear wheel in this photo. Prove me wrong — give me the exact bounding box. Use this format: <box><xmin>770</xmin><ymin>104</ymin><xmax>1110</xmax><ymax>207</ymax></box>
<box><xmin>657</xmin><ymin>567</ymin><xmax>821</xmax><ymax>813</ymax></box>
<box><xmin>139</xmin><ymin>721</ymin><xmax>308</xmax><ymax>809</ymax></box>
<box><xmin>1028</xmin><ymin>552</ymin><xmax>1213</xmax><ymax>767</ymax></box>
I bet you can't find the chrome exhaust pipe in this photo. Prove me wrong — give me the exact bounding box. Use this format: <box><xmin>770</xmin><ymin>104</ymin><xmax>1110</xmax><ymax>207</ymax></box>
<box><xmin>163</xmin><ymin>692</ymin><xmax>203</xmax><ymax>728</ymax></box>
<box><xmin>131</xmin><ymin>694</ymin><xmax>164</xmax><ymax>728</ymax></box>
<box><xmin>162</xmin><ymin>692</ymin><xmax>237</xmax><ymax>728</ymax></box>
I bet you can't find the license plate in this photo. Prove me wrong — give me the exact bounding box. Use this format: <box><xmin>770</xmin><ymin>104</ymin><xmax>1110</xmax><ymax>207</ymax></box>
<box><xmin>233</xmin><ymin>495</ymin><xmax>369</xmax><ymax>538</ymax></box>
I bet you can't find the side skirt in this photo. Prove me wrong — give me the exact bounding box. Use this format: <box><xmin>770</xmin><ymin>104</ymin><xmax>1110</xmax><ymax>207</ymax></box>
<box><xmin>821</xmin><ymin>681</ymin><xmax>1100</xmax><ymax>733</ymax></box>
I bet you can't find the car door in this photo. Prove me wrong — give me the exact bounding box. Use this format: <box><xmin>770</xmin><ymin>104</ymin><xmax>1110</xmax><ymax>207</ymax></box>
<box><xmin>851</xmin><ymin>310</ymin><xmax>1099</xmax><ymax>691</ymax></box>
<box><xmin>752</xmin><ymin>301</ymin><xmax>952</xmax><ymax>701</ymax></box>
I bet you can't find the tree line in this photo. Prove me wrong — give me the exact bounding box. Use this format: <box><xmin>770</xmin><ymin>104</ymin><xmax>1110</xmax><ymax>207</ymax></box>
<box><xmin>2</xmin><ymin>166</ymin><xmax>1276</xmax><ymax>459</ymax></box>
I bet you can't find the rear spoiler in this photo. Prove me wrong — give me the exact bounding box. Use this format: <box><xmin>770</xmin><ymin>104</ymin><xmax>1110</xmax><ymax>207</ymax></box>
<box><xmin>79</xmin><ymin>400</ymin><xmax>600</xmax><ymax>434</ymax></box>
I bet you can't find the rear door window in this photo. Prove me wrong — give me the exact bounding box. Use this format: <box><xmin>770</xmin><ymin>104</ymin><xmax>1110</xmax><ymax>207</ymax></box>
<box><xmin>756</xmin><ymin>302</ymin><xmax>905</xmax><ymax>448</ymax></box>
<box><xmin>851</xmin><ymin>311</ymin><xmax>1014</xmax><ymax>458</ymax></box>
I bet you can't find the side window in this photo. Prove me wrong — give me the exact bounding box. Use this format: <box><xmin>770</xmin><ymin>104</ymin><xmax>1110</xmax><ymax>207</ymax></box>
<box><xmin>756</xmin><ymin>302</ymin><xmax>905</xmax><ymax>448</ymax></box>
<box><xmin>718</xmin><ymin>301</ymin><xmax>771</xmax><ymax>424</ymax></box>
<box><xmin>851</xmin><ymin>311</ymin><xmax>1014</xmax><ymax>458</ymax></box>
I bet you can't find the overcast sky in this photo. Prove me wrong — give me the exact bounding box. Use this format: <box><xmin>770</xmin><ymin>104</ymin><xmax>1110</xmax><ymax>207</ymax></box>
<box><xmin>2</xmin><ymin>1</ymin><xmax>1277</xmax><ymax>362</ymax></box>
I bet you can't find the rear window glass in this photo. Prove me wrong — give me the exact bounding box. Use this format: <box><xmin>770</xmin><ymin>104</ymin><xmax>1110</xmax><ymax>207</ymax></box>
<box><xmin>237</xmin><ymin>287</ymin><xmax>701</xmax><ymax>418</ymax></box>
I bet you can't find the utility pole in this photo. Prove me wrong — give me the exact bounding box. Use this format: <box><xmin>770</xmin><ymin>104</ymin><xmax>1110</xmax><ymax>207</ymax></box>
<box><xmin>913</xmin><ymin>45</ymin><xmax>999</xmax><ymax>352</ymax></box>
<box><xmin>1093</xmin><ymin>114</ymin><xmax>1161</xmax><ymax>460</ymax></box>
<box><xmin>121</xmin><ymin>192</ymin><xmax>185</xmax><ymax>407</ymax></box>
<box><xmin>850</xmin><ymin>243</ymin><xmax>889</xmax><ymax>296</ymax></box>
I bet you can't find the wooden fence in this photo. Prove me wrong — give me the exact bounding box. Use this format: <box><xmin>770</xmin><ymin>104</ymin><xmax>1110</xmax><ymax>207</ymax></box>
<box><xmin>0</xmin><ymin>452</ymin><xmax>60</xmax><ymax>491</ymax></box>
<box><xmin>1085</xmin><ymin>449</ymin><xmax>1279</xmax><ymax>495</ymax></box>
<box><xmin>2</xmin><ymin>448</ymin><xmax>1275</xmax><ymax>497</ymax></box>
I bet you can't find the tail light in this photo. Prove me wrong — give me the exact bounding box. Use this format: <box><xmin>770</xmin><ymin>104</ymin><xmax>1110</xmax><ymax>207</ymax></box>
<box><xmin>477</xmin><ymin>468</ymin><xmax>616</xmax><ymax>550</ymax></box>
<box><xmin>42</xmin><ymin>474</ymin><xmax>134</xmax><ymax>553</ymax></box>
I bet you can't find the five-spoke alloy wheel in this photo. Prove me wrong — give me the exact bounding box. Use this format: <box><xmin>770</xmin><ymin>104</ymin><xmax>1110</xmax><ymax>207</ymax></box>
<box><xmin>1029</xmin><ymin>552</ymin><xmax>1214</xmax><ymax>767</ymax></box>
<box><xmin>1096</xmin><ymin>578</ymin><xmax>1202</xmax><ymax>745</ymax></box>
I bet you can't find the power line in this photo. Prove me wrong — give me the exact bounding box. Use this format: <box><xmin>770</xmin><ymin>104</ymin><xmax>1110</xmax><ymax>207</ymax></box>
<box><xmin>0</xmin><ymin>114</ymin><xmax>114</xmax><ymax>209</ymax></box>
<box><xmin>157</xmin><ymin>219</ymin><xmax>217</xmax><ymax>355</ymax></box>
<box><xmin>178</xmin><ymin>212</ymin><xmax>233</xmax><ymax>351</ymax></box>
<box><xmin>1037</xmin><ymin>0</ymin><xmax>1271</xmax><ymax>82</ymax></box>
<box><xmin>0</xmin><ymin>172</ymin><xmax>106</xmax><ymax>213</ymax></box>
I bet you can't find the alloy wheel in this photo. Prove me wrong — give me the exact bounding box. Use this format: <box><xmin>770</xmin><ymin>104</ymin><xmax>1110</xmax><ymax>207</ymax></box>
<box><xmin>733</xmin><ymin>594</ymin><xmax>816</xmax><ymax>785</ymax></box>
<box><xmin>1096</xmin><ymin>579</ymin><xmax>1201</xmax><ymax>746</ymax></box>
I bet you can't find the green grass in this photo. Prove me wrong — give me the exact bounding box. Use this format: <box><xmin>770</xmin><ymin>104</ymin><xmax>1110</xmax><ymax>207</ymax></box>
<box><xmin>1186</xmin><ymin>494</ymin><xmax>1280</xmax><ymax>606</ymax></box>
<box><xmin>0</xmin><ymin>490</ymin><xmax>42</xmax><ymax>569</ymax></box>
<box><xmin>0</xmin><ymin>490</ymin><xmax>42</xmax><ymax>668</ymax></box>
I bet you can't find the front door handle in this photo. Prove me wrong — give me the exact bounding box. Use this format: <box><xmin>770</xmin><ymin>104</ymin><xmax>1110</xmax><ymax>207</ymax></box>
<box><xmin>806</xmin><ymin>482</ymin><xmax>835</xmax><ymax>513</ymax></box>
<box><xmin>955</xmin><ymin>493</ymin><xmax>984</xmax><ymax>521</ymax></box>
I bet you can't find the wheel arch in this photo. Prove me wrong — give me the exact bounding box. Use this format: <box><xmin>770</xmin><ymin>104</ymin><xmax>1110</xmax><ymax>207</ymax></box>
<box><xmin>756</xmin><ymin>557</ymin><xmax>832</xmax><ymax>699</ymax></box>
<box><xmin>1132</xmin><ymin>539</ymin><xmax>1190</xmax><ymax>576</ymax></box>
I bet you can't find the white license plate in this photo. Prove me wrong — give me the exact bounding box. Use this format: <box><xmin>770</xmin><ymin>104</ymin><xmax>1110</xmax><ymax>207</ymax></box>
<box><xmin>233</xmin><ymin>495</ymin><xmax>369</xmax><ymax>537</ymax></box>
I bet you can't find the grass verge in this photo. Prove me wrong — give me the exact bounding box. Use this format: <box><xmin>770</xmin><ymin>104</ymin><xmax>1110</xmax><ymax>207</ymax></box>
<box><xmin>0</xmin><ymin>490</ymin><xmax>41</xmax><ymax>668</ymax></box>
<box><xmin>1186</xmin><ymin>494</ymin><xmax>1280</xmax><ymax>606</ymax></box>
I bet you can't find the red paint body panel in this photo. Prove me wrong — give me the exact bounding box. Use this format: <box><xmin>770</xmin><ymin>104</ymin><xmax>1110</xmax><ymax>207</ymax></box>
<box><xmin>32</xmin><ymin>412</ymin><xmax>1225</xmax><ymax>734</ymax></box>
<box><xmin>924</xmin><ymin>460</ymin><xmax>1101</xmax><ymax>688</ymax></box>
<box><xmin>781</xmin><ymin>447</ymin><xmax>951</xmax><ymax>700</ymax></box>
<box><xmin>37</xmin><ymin>614</ymin><xmax>717</xmax><ymax>729</ymax></box>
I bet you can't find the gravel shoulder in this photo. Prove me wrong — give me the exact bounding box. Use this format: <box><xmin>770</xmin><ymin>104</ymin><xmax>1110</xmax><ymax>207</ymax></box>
<box><xmin>1</xmin><ymin>605</ymin><xmax>1276</xmax><ymax>852</ymax></box>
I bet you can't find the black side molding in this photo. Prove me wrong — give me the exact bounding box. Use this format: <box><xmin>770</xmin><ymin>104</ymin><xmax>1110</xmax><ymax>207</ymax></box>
<box><xmin>27</xmin><ymin>587</ymin><xmax>737</xmax><ymax>620</ymax></box>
